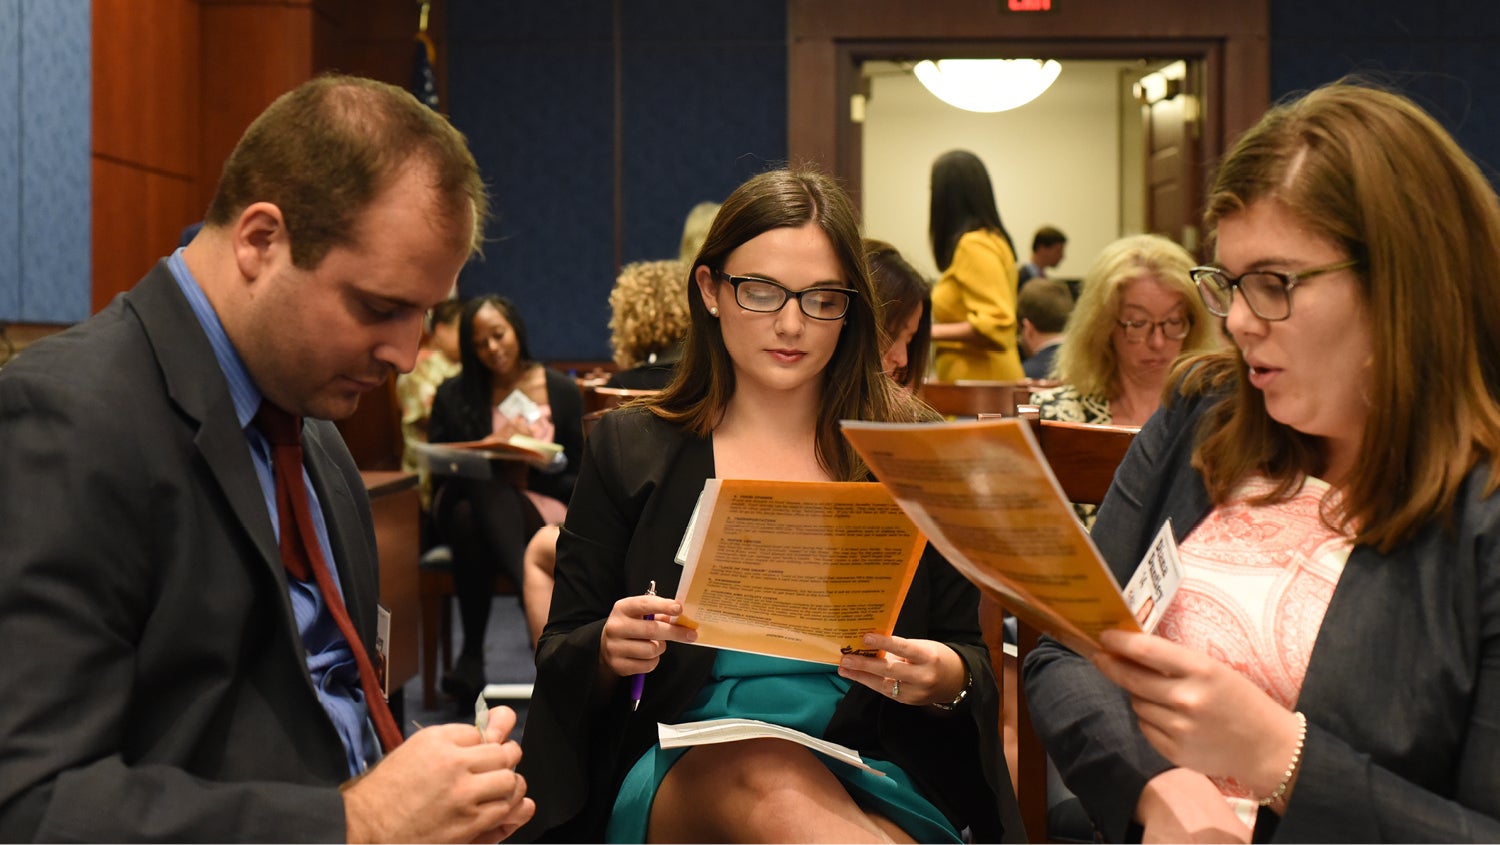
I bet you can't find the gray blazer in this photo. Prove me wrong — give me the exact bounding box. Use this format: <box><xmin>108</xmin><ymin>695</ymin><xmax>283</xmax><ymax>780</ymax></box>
<box><xmin>0</xmin><ymin>263</ymin><xmax>378</xmax><ymax>841</ymax></box>
<box><xmin>1023</xmin><ymin>389</ymin><xmax>1500</xmax><ymax>842</ymax></box>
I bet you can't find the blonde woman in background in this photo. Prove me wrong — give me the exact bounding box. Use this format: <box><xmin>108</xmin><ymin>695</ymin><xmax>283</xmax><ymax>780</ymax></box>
<box><xmin>1031</xmin><ymin>233</ymin><xmax>1219</xmax><ymax>525</ymax></box>
<box><xmin>602</xmin><ymin>259</ymin><xmax>695</xmax><ymax>390</ymax></box>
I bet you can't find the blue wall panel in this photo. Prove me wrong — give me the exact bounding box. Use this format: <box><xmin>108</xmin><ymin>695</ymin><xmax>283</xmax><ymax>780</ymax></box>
<box><xmin>1269</xmin><ymin>0</ymin><xmax>1500</xmax><ymax>180</ymax></box>
<box><xmin>447</xmin><ymin>0</ymin><xmax>787</xmax><ymax>362</ymax></box>
<box><xmin>19</xmin><ymin>0</ymin><xmax>90</xmax><ymax>323</ymax></box>
<box><xmin>619</xmin><ymin>0</ymin><xmax>786</xmax><ymax>266</ymax></box>
<box><xmin>0</xmin><ymin>0</ymin><xmax>89</xmax><ymax>325</ymax></box>
<box><xmin>0</xmin><ymin>0</ymin><xmax>22</xmax><ymax>320</ymax></box>
<box><xmin>448</xmin><ymin>2</ymin><xmax>616</xmax><ymax>363</ymax></box>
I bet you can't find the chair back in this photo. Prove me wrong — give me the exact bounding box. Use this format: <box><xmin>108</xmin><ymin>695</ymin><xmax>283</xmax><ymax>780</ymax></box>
<box><xmin>990</xmin><ymin>404</ymin><xmax>1139</xmax><ymax>842</ymax></box>
<box><xmin>1016</xmin><ymin>404</ymin><xmax>1139</xmax><ymax>505</ymax></box>
<box><xmin>918</xmin><ymin>379</ymin><xmax>1058</xmax><ymax>418</ymax></box>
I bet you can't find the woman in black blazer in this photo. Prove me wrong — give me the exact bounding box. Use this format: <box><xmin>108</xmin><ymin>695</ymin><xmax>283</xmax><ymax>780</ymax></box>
<box><xmin>514</xmin><ymin>169</ymin><xmax>1019</xmax><ymax>843</ymax></box>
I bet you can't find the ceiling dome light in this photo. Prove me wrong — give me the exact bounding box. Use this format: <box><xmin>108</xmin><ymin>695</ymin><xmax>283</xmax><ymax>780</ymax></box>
<box><xmin>913</xmin><ymin>59</ymin><xmax>1062</xmax><ymax>113</ymax></box>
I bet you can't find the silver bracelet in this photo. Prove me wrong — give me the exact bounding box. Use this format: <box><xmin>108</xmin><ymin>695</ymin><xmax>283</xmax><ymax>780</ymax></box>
<box><xmin>1257</xmin><ymin>711</ymin><xmax>1307</xmax><ymax>807</ymax></box>
<box><xmin>932</xmin><ymin>665</ymin><xmax>972</xmax><ymax>711</ymax></box>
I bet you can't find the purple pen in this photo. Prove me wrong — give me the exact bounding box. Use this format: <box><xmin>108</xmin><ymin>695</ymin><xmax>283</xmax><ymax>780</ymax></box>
<box><xmin>630</xmin><ymin>580</ymin><xmax>657</xmax><ymax>711</ymax></box>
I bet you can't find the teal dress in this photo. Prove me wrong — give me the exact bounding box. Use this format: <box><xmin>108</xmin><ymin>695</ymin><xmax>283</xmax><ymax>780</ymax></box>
<box><xmin>605</xmin><ymin>651</ymin><xmax>962</xmax><ymax>842</ymax></box>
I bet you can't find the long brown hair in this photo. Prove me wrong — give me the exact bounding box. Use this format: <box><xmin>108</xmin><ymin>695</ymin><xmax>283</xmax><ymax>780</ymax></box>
<box><xmin>650</xmin><ymin>168</ymin><xmax>931</xmax><ymax>481</ymax></box>
<box><xmin>1177</xmin><ymin>80</ymin><xmax>1500</xmax><ymax>551</ymax></box>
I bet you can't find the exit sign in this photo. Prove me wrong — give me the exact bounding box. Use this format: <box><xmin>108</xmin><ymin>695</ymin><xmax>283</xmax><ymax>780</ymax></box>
<box><xmin>1007</xmin><ymin>0</ymin><xmax>1053</xmax><ymax>10</ymax></box>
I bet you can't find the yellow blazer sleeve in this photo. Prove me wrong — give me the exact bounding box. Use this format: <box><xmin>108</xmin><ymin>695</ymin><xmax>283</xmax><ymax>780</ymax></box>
<box><xmin>942</xmin><ymin>229</ymin><xmax>1018</xmax><ymax>351</ymax></box>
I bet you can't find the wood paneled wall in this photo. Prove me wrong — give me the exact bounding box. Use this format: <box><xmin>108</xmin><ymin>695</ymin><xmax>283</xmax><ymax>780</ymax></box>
<box><xmin>91</xmin><ymin>0</ymin><xmax>443</xmax><ymax>312</ymax></box>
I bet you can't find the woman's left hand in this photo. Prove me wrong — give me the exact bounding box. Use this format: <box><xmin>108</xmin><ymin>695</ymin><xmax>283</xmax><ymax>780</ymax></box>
<box><xmin>1093</xmin><ymin>629</ymin><xmax>1303</xmax><ymax>796</ymax></box>
<box><xmin>838</xmin><ymin>633</ymin><xmax>966</xmax><ymax>707</ymax></box>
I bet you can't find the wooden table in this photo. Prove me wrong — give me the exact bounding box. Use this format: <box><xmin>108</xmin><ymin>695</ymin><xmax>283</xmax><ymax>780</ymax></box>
<box><xmin>361</xmin><ymin>471</ymin><xmax>420</xmax><ymax>716</ymax></box>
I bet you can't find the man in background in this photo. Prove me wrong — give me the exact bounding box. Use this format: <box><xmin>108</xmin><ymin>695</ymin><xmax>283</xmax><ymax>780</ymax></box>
<box><xmin>1018</xmin><ymin>225</ymin><xmax>1068</xmax><ymax>288</ymax></box>
<box><xmin>1018</xmin><ymin>277</ymin><xmax>1074</xmax><ymax>379</ymax></box>
<box><xmin>0</xmin><ymin>75</ymin><xmax>532</xmax><ymax>842</ymax></box>
<box><xmin>399</xmin><ymin>297</ymin><xmax>465</xmax><ymax>507</ymax></box>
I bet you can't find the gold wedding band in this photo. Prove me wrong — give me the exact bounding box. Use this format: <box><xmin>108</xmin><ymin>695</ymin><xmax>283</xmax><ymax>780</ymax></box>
<box><xmin>891</xmin><ymin>678</ymin><xmax>901</xmax><ymax>700</ymax></box>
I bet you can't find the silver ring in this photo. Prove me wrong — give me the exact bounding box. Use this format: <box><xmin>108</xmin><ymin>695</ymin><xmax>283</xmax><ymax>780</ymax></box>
<box><xmin>891</xmin><ymin>679</ymin><xmax>901</xmax><ymax>700</ymax></box>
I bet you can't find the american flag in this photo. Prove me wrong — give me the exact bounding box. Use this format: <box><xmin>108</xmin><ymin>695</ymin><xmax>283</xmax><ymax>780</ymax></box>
<box><xmin>413</xmin><ymin>30</ymin><xmax>439</xmax><ymax>111</ymax></box>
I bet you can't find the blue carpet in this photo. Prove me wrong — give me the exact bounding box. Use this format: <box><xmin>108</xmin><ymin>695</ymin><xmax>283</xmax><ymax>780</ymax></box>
<box><xmin>399</xmin><ymin>594</ymin><xmax>536</xmax><ymax>739</ymax></box>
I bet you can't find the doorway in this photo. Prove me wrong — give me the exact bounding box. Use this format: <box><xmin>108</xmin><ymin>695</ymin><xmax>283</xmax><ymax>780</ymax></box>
<box><xmin>787</xmin><ymin>0</ymin><xmax>1270</xmax><ymax>266</ymax></box>
<box><xmin>859</xmin><ymin>57</ymin><xmax>1201</xmax><ymax>282</ymax></box>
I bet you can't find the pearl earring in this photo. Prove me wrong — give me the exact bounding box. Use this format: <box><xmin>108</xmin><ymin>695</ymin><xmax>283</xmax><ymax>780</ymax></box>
<box><xmin>709</xmin><ymin>306</ymin><xmax>719</xmax><ymax>317</ymax></box>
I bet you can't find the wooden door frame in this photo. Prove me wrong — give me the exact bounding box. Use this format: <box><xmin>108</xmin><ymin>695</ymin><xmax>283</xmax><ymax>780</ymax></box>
<box><xmin>787</xmin><ymin>0</ymin><xmax>1269</xmax><ymax>211</ymax></box>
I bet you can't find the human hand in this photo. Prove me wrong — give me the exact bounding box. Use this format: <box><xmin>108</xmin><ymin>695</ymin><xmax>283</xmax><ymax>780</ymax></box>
<box><xmin>343</xmin><ymin>713</ymin><xmax>534</xmax><ymax>843</ymax></box>
<box><xmin>1136</xmin><ymin>767</ymin><xmax>1251</xmax><ymax>843</ymax></box>
<box><xmin>597</xmin><ymin>592</ymin><xmax>697</xmax><ymax>679</ymax></box>
<box><xmin>837</xmin><ymin>633</ymin><xmax>967</xmax><ymax>707</ymax></box>
<box><xmin>1093</xmin><ymin>630</ymin><xmax>1302</xmax><ymax>796</ymax></box>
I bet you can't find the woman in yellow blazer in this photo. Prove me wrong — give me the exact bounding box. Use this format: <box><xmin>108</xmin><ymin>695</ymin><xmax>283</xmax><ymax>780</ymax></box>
<box><xmin>928</xmin><ymin>150</ymin><xmax>1023</xmax><ymax>380</ymax></box>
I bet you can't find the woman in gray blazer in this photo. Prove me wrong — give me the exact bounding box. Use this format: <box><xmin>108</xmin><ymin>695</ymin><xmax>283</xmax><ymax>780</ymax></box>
<box><xmin>1025</xmin><ymin>80</ymin><xmax>1500</xmax><ymax>842</ymax></box>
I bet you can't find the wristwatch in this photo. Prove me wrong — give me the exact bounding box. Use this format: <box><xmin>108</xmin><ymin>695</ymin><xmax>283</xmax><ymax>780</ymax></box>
<box><xmin>932</xmin><ymin>665</ymin><xmax>972</xmax><ymax>711</ymax></box>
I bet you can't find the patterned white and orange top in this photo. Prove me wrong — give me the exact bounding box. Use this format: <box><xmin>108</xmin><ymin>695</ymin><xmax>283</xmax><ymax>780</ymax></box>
<box><xmin>1163</xmin><ymin>474</ymin><xmax>1353</xmax><ymax>826</ymax></box>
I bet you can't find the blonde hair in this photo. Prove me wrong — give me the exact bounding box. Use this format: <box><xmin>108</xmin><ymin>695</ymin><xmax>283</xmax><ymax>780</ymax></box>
<box><xmin>1179</xmin><ymin>80</ymin><xmax>1500</xmax><ymax>551</ymax></box>
<box><xmin>1054</xmin><ymin>233</ymin><xmax>1217</xmax><ymax>399</ymax></box>
<box><xmin>608</xmin><ymin>259</ymin><xmax>691</xmax><ymax>369</ymax></box>
<box><xmin>679</xmin><ymin>201</ymin><xmax>722</xmax><ymax>266</ymax></box>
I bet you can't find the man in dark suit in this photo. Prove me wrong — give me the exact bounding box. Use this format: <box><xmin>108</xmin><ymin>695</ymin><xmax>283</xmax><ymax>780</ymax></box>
<box><xmin>0</xmin><ymin>75</ymin><xmax>533</xmax><ymax>842</ymax></box>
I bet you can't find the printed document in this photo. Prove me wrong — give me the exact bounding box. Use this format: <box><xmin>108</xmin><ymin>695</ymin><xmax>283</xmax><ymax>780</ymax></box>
<box><xmin>842</xmin><ymin>418</ymin><xmax>1172</xmax><ymax>656</ymax></box>
<box><xmin>672</xmin><ymin>479</ymin><xmax>926</xmax><ymax>664</ymax></box>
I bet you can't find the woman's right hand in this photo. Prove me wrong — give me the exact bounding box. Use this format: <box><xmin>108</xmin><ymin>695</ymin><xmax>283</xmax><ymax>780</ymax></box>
<box><xmin>598</xmin><ymin>593</ymin><xmax>697</xmax><ymax>678</ymax></box>
<box><xmin>1136</xmin><ymin>768</ymin><xmax>1250</xmax><ymax>844</ymax></box>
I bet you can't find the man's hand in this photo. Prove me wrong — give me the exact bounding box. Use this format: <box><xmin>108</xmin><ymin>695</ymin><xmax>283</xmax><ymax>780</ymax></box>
<box><xmin>343</xmin><ymin>706</ymin><xmax>535</xmax><ymax>843</ymax></box>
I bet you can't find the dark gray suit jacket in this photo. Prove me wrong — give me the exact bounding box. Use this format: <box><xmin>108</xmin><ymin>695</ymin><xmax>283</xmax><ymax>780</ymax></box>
<box><xmin>1023</xmin><ymin>389</ymin><xmax>1500</xmax><ymax>842</ymax></box>
<box><xmin>0</xmin><ymin>262</ymin><xmax>379</xmax><ymax>841</ymax></box>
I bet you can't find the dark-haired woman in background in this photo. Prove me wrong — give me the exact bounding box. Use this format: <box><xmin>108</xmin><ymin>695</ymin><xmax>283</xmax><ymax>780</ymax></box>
<box><xmin>428</xmin><ymin>294</ymin><xmax>583</xmax><ymax>703</ymax></box>
<box><xmin>865</xmin><ymin>238</ymin><xmax>933</xmax><ymax>390</ymax></box>
<box><xmin>928</xmin><ymin>149</ymin><xmax>1022</xmax><ymax>381</ymax></box>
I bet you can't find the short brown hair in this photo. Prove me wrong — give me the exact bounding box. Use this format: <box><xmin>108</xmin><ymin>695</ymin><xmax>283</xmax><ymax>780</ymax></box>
<box><xmin>1180</xmin><ymin>79</ymin><xmax>1500</xmax><ymax>551</ymax></box>
<box><xmin>1016</xmin><ymin>278</ymin><xmax>1073</xmax><ymax>334</ymax></box>
<box><xmin>204</xmin><ymin>74</ymin><xmax>488</xmax><ymax>269</ymax></box>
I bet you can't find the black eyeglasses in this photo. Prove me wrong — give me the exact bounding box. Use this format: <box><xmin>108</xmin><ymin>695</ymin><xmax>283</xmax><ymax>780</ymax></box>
<box><xmin>1190</xmin><ymin>259</ymin><xmax>1358</xmax><ymax>321</ymax></box>
<box><xmin>715</xmin><ymin>271</ymin><xmax>858</xmax><ymax>321</ymax></box>
<box><xmin>1115</xmin><ymin>316</ymin><xmax>1192</xmax><ymax>343</ymax></box>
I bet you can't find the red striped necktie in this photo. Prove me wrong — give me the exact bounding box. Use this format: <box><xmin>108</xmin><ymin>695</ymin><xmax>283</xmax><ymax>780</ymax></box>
<box><xmin>254</xmin><ymin>402</ymin><xmax>404</xmax><ymax>753</ymax></box>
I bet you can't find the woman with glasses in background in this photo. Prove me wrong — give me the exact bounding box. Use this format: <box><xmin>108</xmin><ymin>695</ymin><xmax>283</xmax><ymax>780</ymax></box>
<box><xmin>1031</xmin><ymin>233</ymin><xmax>1219</xmax><ymax>526</ymax></box>
<box><xmin>1025</xmin><ymin>81</ymin><xmax>1500</xmax><ymax>843</ymax></box>
<box><xmin>515</xmin><ymin>168</ymin><xmax>1017</xmax><ymax>843</ymax></box>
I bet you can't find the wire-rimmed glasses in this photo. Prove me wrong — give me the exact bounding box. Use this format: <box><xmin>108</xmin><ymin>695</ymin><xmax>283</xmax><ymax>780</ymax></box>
<box><xmin>1115</xmin><ymin>316</ymin><xmax>1192</xmax><ymax>343</ymax></box>
<box><xmin>1190</xmin><ymin>259</ymin><xmax>1358</xmax><ymax>321</ymax></box>
<box><xmin>715</xmin><ymin>271</ymin><xmax>858</xmax><ymax>320</ymax></box>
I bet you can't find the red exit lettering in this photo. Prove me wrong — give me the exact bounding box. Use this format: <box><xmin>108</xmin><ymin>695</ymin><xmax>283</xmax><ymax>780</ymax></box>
<box><xmin>1008</xmin><ymin>0</ymin><xmax>1052</xmax><ymax>10</ymax></box>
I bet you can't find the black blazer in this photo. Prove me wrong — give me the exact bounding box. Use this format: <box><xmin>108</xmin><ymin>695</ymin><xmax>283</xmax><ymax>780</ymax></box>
<box><xmin>514</xmin><ymin>406</ymin><xmax>1022</xmax><ymax>843</ymax></box>
<box><xmin>0</xmin><ymin>263</ymin><xmax>375</xmax><ymax>841</ymax></box>
<box><xmin>1023</xmin><ymin>389</ymin><xmax>1500</xmax><ymax>842</ymax></box>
